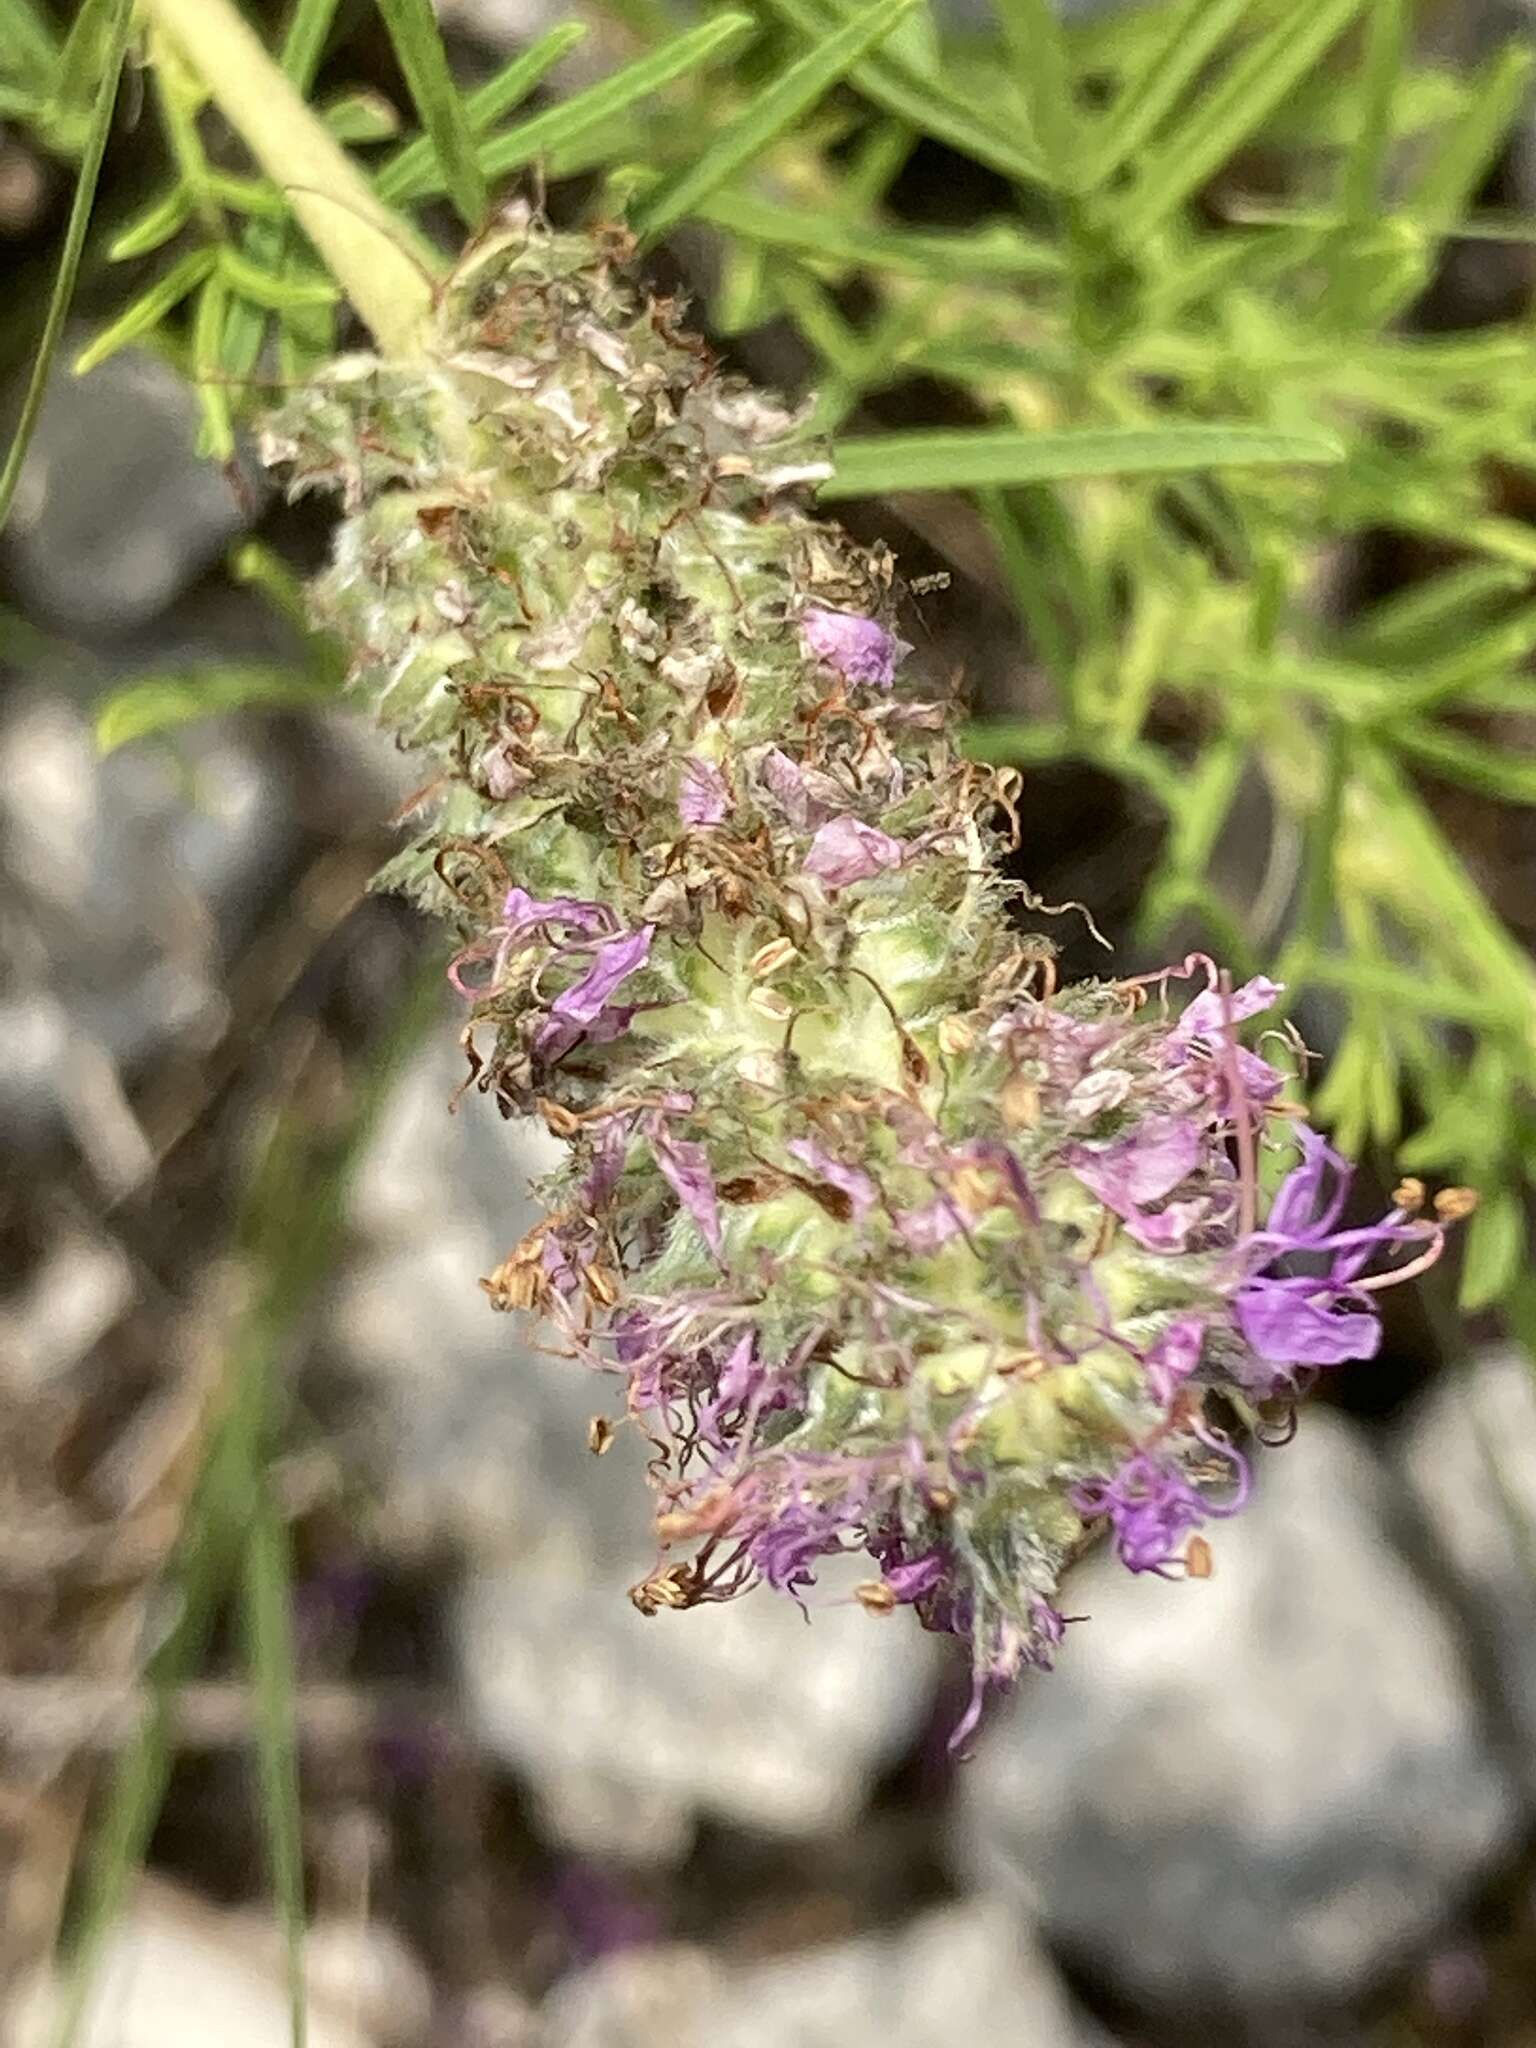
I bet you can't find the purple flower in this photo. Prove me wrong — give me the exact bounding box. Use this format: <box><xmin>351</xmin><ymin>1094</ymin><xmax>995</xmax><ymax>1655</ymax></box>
<box><xmin>650</xmin><ymin>1115</ymin><xmax>723</xmax><ymax>1256</ymax></box>
<box><xmin>786</xmin><ymin>1137</ymin><xmax>878</xmax><ymax>1220</ymax></box>
<box><xmin>1170</xmin><ymin>972</ymin><xmax>1286</xmax><ymax>1106</ymax></box>
<box><xmin>1073</xmin><ymin>1438</ymin><xmax>1248</xmax><ymax>1577</ymax></box>
<box><xmin>679</xmin><ymin>757</ymin><xmax>729</xmax><ymax>828</ymax></box>
<box><xmin>1069</xmin><ymin>1117</ymin><xmax>1217</xmax><ymax>1252</ymax></box>
<box><xmin>1234</xmin><ymin>1128</ymin><xmax>1430</xmax><ymax>1381</ymax></box>
<box><xmin>801</xmin><ymin>606</ymin><xmax>911</xmax><ymax>689</ymax></box>
<box><xmin>534</xmin><ymin>924</ymin><xmax>654</xmax><ymax>1061</ymax></box>
<box><xmin>503</xmin><ymin>887</ymin><xmax>614</xmax><ymax>937</ymax></box>
<box><xmin>802</xmin><ymin>816</ymin><xmax>909</xmax><ymax>890</ymax></box>
<box><xmin>1144</xmin><ymin>1315</ymin><xmax>1205</xmax><ymax>1407</ymax></box>
<box><xmin>894</xmin><ymin>1195</ymin><xmax>967</xmax><ymax>1251</ymax></box>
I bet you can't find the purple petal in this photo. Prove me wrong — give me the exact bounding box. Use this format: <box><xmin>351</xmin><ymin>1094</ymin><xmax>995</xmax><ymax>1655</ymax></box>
<box><xmin>1072</xmin><ymin>1116</ymin><xmax>1202</xmax><ymax>1209</ymax></box>
<box><xmin>1145</xmin><ymin>1316</ymin><xmax>1205</xmax><ymax>1406</ymax></box>
<box><xmin>651</xmin><ymin>1118</ymin><xmax>723</xmax><ymax>1257</ymax></box>
<box><xmin>786</xmin><ymin>1137</ymin><xmax>878</xmax><ymax>1220</ymax></box>
<box><xmin>679</xmin><ymin>757</ymin><xmax>729</xmax><ymax>828</ymax></box>
<box><xmin>1235</xmin><ymin>1277</ymin><xmax>1383</xmax><ymax>1366</ymax></box>
<box><xmin>1264</xmin><ymin>1124</ymin><xmax>1352</xmax><ymax>1243</ymax></box>
<box><xmin>802</xmin><ymin>816</ymin><xmax>908</xmax><ymax>890</ymax></box>
<box><xmin>548</xmin><ymin>925</ymin><xmax>654</xmax><ymax>1027</ymax></box>
<box><xmin>895</xmin><ymin>1196</ymin><xmax>966</xmax><ymax>1251</ymax></box>
<box><xmin>1179</xmin><ymin>974</ymin><xmax>1283</xmax><ymax>1041</ymax></box>
<box><xmin>503</xmin><ymin>887</ymin><xmax>614</xmax><ymax>936</ymax></box>
<box><xmin>801</xmin><ymin>607</ymin><xmax>912</xmax><ymax>689</ymax></box>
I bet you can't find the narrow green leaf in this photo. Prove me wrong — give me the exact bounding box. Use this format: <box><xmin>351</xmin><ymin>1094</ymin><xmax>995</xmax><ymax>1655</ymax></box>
<box><xmin>1300</xmin><ymin>956</ymin><xmax>1529</xmax><ymax>1030</ymax></box>
<box><xmin>376</xmin><ymin>22</ymin><xmax>587</xmax><ymax>203</ymax></box>
<box><xmin>206</xmin><ymin>171</ymin><xmax>291</xmax><ymax>219</ymax></box>
<box><xmin>634</xmin><ymin>0</ymin><xmax>919</xmax><ymax>240</ymax></box>
<box><xmin>320</xmin><ymin>89</ymin><xmax>404</xmax><ymax>144</ymax></box>
<box><xmin>1117</xmin><ymin>0</ymin><xmax>1366</xmax><ymax>237</ymax></box>
<box><xmin>992</xmin><ymin>0</ymin><xmax>1079</xmax><ymax>187</ymax></box>
<box><xmin>821</xmin><ymin>424</ymin><xmax>1343</xmax><ymax>498</ymax></box>
<box><xmin>376</xmin><ymin>0</ymin><xmax>488</xmax><ymax>229</ymax></box>
<box><xmin>71</xmin><ymin>247</ymin><xmax>219</xmax><ymax>376</ymax></box>
<box><xmin>0</xmin><ymin>0</ymin><xmax>132</xmax><ymax>538</ymax></box>
<box><xmin>1392</xmin><ymin>719</ymin><xmax>1536</xmax><ymax>805</ymax></box>
<box><xmin>96</xmin><ymin>665</ymin><xmax>337</xmax><ymax>753</ymax></box>
<box><xmin>757</xmin><ymin>0</ymin><xmax>1046</xmax><ymax>184</ymax></box>
<box><xmin>244</xmin><ymin>1496</ymin><xmax>307</xmax><ymax>2048</ymax></box>
<box><xmin>469</xmin><ymin>15</ymin><xmax>757</xmax><ymax>192</ymax></box>
<box><xmin>1343</xmin><ymin>563</ymin><xmax>1529</xmax><ymax>662</ymax></box>
<box><xmin>219</xmin><ymin>246</ymin><xmax>340</xmax><ymax>310</ymax></box>
<box><xmin>108</xmin><ymin>185</ymin><xmax>195</xmax><ymax>261</ymax></box>
<box><xmin>1339</xmin><ymin>0</ymin><xmax>1408</xmax><ymax>222</ymax></box>
<box><xmin>191</xmin><ymin>270</ymin><xmax>235</xmax><ymax>463</ymax></box>
<box><xmin>1411</xmin><ymin>42</ymin><xmax>1535</xmax><ymax>225</ymax></box>
<box><xmin>689</xmin><ymin>190</ymin><xmax>1060</xmax><ymax>279</ymax></box>
<box><xmin>279</xmin><ymin>0</ymin><xmax>343</xmax><ymax>92</ymax></box>
<box><xmin>47</xmin><ymin>0</ymin><xmax>121</xmax><ymax>135</ymax></box>
<box><xmin>1080</xmin><ymin>0</ymin><xmax>1257</xmax><ymax>188</ymax></box>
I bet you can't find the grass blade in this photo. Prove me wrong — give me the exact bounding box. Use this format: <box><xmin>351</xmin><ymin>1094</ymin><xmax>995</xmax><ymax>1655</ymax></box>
<box><xmin>0</xmin><ymin>0</ymin><xmax>131</xmax><ymax>538</ymax></box>
<box><xmin>757</xmin><ymin>0</ymin><xmax>1046</xmax><ymax>184</ymax></box>
<box><xmin>634</xmin><ymin>0</ymin><xmax>918</xmax><ymax>241</ymax></box>
<box><xmin>821</xmin><ymin>424</ymin><xmax>1343</xmax><ymax>498</ymax></box>
<box><xmin>1392</xmin><ymin>718</ymin><xmax>1536</xmax><ymax>804</ymax></box>
<box><xmin>244</xmin><ymin>1496</ymin><xmax>307</xmax><ymax>2048</ymax></box>
<box><xmin>1116</xmin><ymin>0</ymin><xmax>1367</xmax><ymax>237</ymax></box>
<box><xmin>279</xmin><ymin>0</ymin><xmax>342</xmax><ymax>94</ymax></box>
<box><xmin>1338</xmin><ymin>0</ymin><xmax>1408</xmax><ymax>222</ymax></box>
<box><xmin>992</xmin><ymin>0</ymin><xmax>1079</xmax><ymax>188</ymax></box>
<box><xmin>375</xmin><ymin>22</ymin><xmax>586</xmax><ymax>205</ymax></box>
<box><xmin>377</xmin><ymin>0</ymin><xmax>488</xmax><ymax>230</ymax></box>
<box><xmin>686</xmin><ymin>189</ymin><xmax>1060</xmax><ymax>279</ymax></box>
<box><xmin>387</xmin><ymin>15</ymin><xmax>754</xmax><ymax>201</ymax></box>
<box><xmin>71</xmin><ymin>247</ymin><xmax>219</xmax><ymax>375</ymax></box>
<box><xmin>1408</xmin><ymin>41</ymin><xmax>1535</xmax><ymax>225</ymax></box>
<box><xmin>1080</xmin><ymin>0</ymin><xmax>1257</xmax><ymax>188</ymax></box>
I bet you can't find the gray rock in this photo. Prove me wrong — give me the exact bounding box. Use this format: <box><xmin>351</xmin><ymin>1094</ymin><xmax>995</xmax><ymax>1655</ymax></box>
<box><xmin>542</xmin><ymin>1896</ymin><xmax>1100</xmax><ymax>2048</ymax></box>
<box><xmin>331</xmin><ymin>1035</ymin><xmax>941</xmax><ymax>1862</ymax></box>
<box><xmin>952</xmin><ymin>1411</ymin><xmax>1519</xmax><ymax>2016</ymax></box>
<box><xmin>1398</xmin><ymin>1346</ymin><xmax>1536</xmax><ymax>1782</ymax></box>
<box><xmin>2</xmin><ymin>347</ymin><xmax>247</xmax><ymax>634</ymax></box>
<box><xmin>0</xmin><ymin>692</ymin><xmax>291</xmax><ymax>1175</ymax></box>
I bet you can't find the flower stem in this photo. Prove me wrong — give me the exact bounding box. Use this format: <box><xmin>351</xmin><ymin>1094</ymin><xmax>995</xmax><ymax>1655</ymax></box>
<box><xmin>137</xmin><ymin>0</ymin><xmax>438</xmax><ymax>357</ymax></box>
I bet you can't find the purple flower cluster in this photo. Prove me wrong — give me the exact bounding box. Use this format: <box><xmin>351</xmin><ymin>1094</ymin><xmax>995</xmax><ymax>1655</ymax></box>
<box><xmin>283</xmin><ymin>220</ymin><xmax>1475</xmax><ymax>1740</ymax></box>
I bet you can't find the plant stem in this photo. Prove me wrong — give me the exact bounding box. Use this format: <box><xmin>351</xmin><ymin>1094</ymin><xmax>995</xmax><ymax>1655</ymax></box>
<box><xmin>137</xmin><ymin>0</ymin><xmax>437</xmax><ymax>356</ymax></box>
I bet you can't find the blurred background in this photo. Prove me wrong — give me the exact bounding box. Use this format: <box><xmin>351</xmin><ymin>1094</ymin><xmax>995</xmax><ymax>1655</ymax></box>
<box><xmin>5</xmin><ymin>0</ymin><xmax>1536</xmax><ymax>2042</ymax></box>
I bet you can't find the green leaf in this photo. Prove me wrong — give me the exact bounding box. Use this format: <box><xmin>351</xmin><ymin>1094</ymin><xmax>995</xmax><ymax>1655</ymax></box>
<box><xmin>0</xmin><ymin>0</ymin><xmax>133</xmax><ymax>539</ymax></box>
<box><xmin>1080</xmin><ymin>0</ymin><xmax>1257</xmax><ymax>188</ymax></box>
<box><xmin>687</xmin><ymin>189</ymin><xmax>1060</xmax><ymax>280</ymax></box>
<box><xmin>756</xmin><ymin>0</ymin><xmax>1046</xmax><ymax>184</ymax></box>
<box><xmin>243</xmin><ymin>1496</ymin><xmax>308</xmax><ymax>2048</ymax></box>
<box><xmin>1411</xmin><ymin>42</ymin><xmax>1535</xmax><ymax>226</ymax></box>
<box><xmin>279</xmin><ymin>0</ymin><xmax>343</xmax><ymax>93</ymax></box>
<box><xmin>320</xmin><ymin>89</ymin><xmax>404</xmax><ymax>145</ymax></box>
<box><xmin>108</xmin><ymin>184</ymin><xmax>195</xmax><ymax>260</ymax></box>
<box><xmin>191</xmin><ymin>268</ymin><xmax>235</xmax><ymax>462</ymax></box>
<box><xmin>1116</xmin><ymin>0</ymin><xmax>1367</xmax><ymax>237</ymax></box>
<box><xmin>95</xmin><ymin>665</ymin><xmax>337</xmax><ymax>754</ymax></box>
<box><xmin>634</xmin><ymin>0</ymin><xmax>919</xmax><ymax>240</ymax></box>
<box><xmin>219</xmin><ymin>245</ymin><xmax>340</xmax><ymax>310</ymax></box>
<box><xmin>1343</xmin><ymin>563</ymin><xmax>1530</xmax><ymax>662</ymax></box>
<box><xmin>47</xmin><ymin>0</ymin><xmax>122</xmax><ymax>139</ymax></box>
<box><xmin>1459</xmin><ymin>1189</ymin><xmax>1526</xmax><ymax>1313</ymax></box>
<box><xmin>821</xmin><ymin>424</ymin><xmax>1343</xmax><ymax>498</ymax></box>
<box><xmin>415</xmin><ymin>15</ymin><xmax>757</xmax><ymax>199</ymax></box>
<box><xmin>1391</xmin><ymin>719</ymin><xmax>1536</xmax><ymax>805</ymax></box>
<box><xmin>71</xmin><ymin>246</ymin><xmax>219</xmax><ymax>375</ymax></box>
<box><xmin>992</xmin><ymin>0</ymin><xmax>1079</xmax><ymax>187</ymax></box>
<box><xmin>1338</xmin><ymin>0</ymin><xmax>1409</xmax><ymax>222</ymax></box>
<box><xmin>377</xmin><ymin>0</ymin><xmax>488</xmax><ymax>230</ymax></box>
<box><xmin>375</xmin><ymin>23</ymin><xmax>587</xmax><ymax>204</ymax></box>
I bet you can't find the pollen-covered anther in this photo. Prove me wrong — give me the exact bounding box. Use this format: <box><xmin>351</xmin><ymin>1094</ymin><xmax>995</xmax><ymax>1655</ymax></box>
<box><xmin>629</xmin><ymin>1564</ymin><xmax>696</xmax><ymax>1615</ymax></box>
<box><xmin>855</xmin><ymin>1580</ymin><xmax>897</xmax><ymax>1615</ymax></box>
<box><xmin>1393</xmin><ymin>1176</ymin><xmax>1427</xmax><ymax>1213</ymax></box>
<box><xmin>1184</xmin><ymin>1534</ymin><xmax>1214</xmax><ymax>1579</ymax></box>
<box><xmin>938</xmin><ymin>1013</ymin><xmax>978</xmax><ymax>1058</ymax></box>
<box><xmin>749</xmin><ymin>936</ymin><xmax>799</xmax><ymax>979</ymax></box>
<box><xmin>747</xmin><ymin>986</ymin><xmax>794</xmax><ymax>1022</ymax></box>
<box><xmin>1433</xmin><ymin>1185</ymin><xmax>1479</xmax><ymax>1222</ymax></box>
